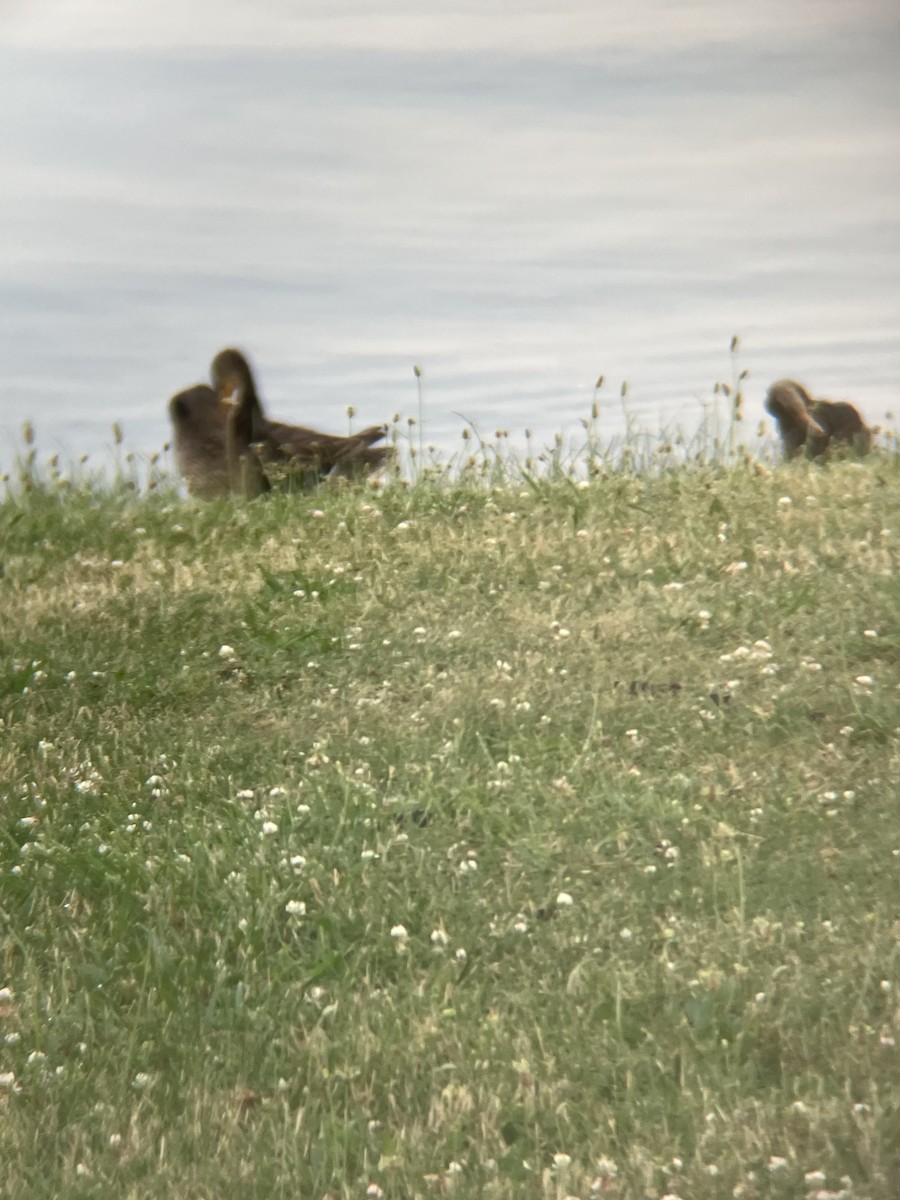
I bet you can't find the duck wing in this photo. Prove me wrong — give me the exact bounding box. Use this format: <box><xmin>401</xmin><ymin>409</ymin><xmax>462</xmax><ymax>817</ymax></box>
<box><xmin>262</xmin><ymin>419</ymin><xmax>391</xmax><ymax>474</ymax></box>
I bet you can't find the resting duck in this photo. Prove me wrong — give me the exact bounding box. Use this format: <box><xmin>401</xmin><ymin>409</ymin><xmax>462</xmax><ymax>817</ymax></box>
<box><xmin>765</xmin><ymin>379</ymin><xmax>872</xmax><ymax>459</ymax></box>
<box><xmin>210</xmin><ymin>347</ymin><xmax>391</xmax><ymax>492</ymax></box>
<box><xmin>167</xmin><ymin>384</ymin><xmax>269</xmax><ymax>498</ymax></box>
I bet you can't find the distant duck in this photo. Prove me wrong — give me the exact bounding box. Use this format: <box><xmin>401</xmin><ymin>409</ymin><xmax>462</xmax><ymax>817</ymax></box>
<box><xmin>167</xmin><ymin>384</ymin><xmax>268</xmax><ymax>498</ymax></box>
<box><xmin>765</xmin><ymin>379</ymin><xmax>872</xmax><ymax>459</ymax></box>
<box><xmin>210</xmin><ymin>347</ymin><xmax>391</xmax><ymax>493</ymax></box>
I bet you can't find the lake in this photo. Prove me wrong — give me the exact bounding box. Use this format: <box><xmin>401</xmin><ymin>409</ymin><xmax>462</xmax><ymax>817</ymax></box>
<box><xmin>2</xmin><ymin>0</ymin><xmax>899</xmax><ymax>478</ymax></box>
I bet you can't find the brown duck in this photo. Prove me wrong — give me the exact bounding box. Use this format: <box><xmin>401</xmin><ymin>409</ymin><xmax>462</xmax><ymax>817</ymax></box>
<box><xmin>210</xmin><ymin>347</ymin><xmax>391</xmax><ymax>493</ymax></box>
<box><xmin>765</xmin><ymin>379</ymin><xmax>872</xmax><ymax>459</ymax></box>
<box><xmin>167</xmin><ymin>384</ymin><xmax>267</xmax><ymax>498</ymax></box>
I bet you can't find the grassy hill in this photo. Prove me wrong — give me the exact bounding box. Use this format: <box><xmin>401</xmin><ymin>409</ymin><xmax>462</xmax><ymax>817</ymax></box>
<box><xmin>1</xmin><ymin>452</ymin><xmax>898</xmax><ymax>1199</ymax></box>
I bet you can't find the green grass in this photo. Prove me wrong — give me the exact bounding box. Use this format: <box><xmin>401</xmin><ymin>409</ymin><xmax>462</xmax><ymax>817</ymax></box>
<box><xmin>1</xmin><ymin>449</ymin><xmax>899</xmax><ymax>1199</ymax></box>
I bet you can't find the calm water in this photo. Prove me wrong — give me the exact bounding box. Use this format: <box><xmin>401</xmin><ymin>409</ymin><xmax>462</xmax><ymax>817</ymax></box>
<box><xmin>2</xmin><ymin>0</ymin><xmax>899</xmax><ymax>476</ymax></box>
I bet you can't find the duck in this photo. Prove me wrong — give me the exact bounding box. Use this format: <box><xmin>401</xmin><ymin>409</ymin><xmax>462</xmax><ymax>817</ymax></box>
<box><xmin>765</xmin><ymin>379</ymin><xmax>872</xmax><ymax>459</ymax></box>
<box><xmin>210</xmin><ymin>347</ymin><xmax>392</xmax><ymax>492</ymax></box>
<box><xmin>167</xmin><ymin>383</ymin><xmax>270</xmax><ymax>498</ymax></box>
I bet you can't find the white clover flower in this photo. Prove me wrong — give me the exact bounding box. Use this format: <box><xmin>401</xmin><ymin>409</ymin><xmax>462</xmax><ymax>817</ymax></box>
<box><xmin>361</xmin><ymin>850</ymin><xmax>379</xmax><ymax>862</ymax></box>
<box><xmin>595</xmin><ymin>1156</ymin><xmax>618</xmax><ymax>1178</ymax></box>
<box><xmin>447</xmin><ymin>629</ymin><xmax>462</xmax><ymax>639</ymax></box>
<box><xmin>455</xmin><ymin>947</ymin><xmax>467</xmax><ymax>963</ymax></box>
<box><xmin>285</xmin><ymin>900</ymin><xmax>306</xmax><ymax>916</ymax></box>
<box><xmin>863</xmin><ymin>629</ymin><xmax>878</xmax><ymax>639</ymax></box>
<box><xmin>767</xmin><ymin>1155</ymin><xmax>789</xmax><ymax>1171</ymax></box>
<box><xmin>261</xmin><ymin>821</ymin><xmax>279</xmax><ymax>836</ymax></box>
<box><xmin>390</xmin><ymin>924</ymin><xmax>408</xmax><ymax>941</ymax></box>
<box><xmin>366</xmin><ymin>1186</ymin><xmax>384</xmax><ymax>1199</ymax></box>
<box><xmin>0</xmin><ymin>1072</ymin><xmax>17</xmax><ymax>1089</ymax></box>
<box><xmin>18</xmin><ymin>816</ymin><xmax>38</xmax><ymax>828</ymax></box>
<box><xmin>218</xmin><ymin>644</ymin><xmax>236</xmax><ymax>659</ymax></box>
<box><xmin>430</xmin><ymin>929</ymin><xmax>450</xmax><ymax>947</ymax></box>
<box><xmin>855</xmin><ymin>675</ymin><xmax>875</xmax><ymax>687</ymax></box>
<box><xmin>552</xmin><ymin>1153</ymin><xmax>572</xmax><ymax>1170</ymax></box>
<box><xmin>556</xmin><ymin>891</ymin><xmax>574</xmax><ymax>907</ymax></box>
<box><xmin>132</xmin><ymin>1072</ymin><xmax>151</xmax><ymax>1089</ymax></box>
<box><xmin>619</xmin><ymin>927</ymin><xmax>633</xmax><ymax>941</ymax></box>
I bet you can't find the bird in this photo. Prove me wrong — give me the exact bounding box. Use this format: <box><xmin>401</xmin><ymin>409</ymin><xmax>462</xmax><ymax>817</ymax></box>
<box><xmin>210</xmin><ymin>347</ymin><xmax>391</xmax><ymax>494</ymax></box>
<box><xmin>765</xmin><ymin>379</ymin><xmax>872</xmax><ymax>459</ymax></box>
<box><xmin>167</xmin><ymin>383</ymin><xmax>267</xmax><ymax>498</ymax></box>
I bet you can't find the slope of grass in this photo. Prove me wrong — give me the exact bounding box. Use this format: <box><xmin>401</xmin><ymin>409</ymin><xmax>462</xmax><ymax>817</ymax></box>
<box><xmin>1</xmin><ymin>454</ymin><xmax>898</xmax><ymax>1199</ymax></box>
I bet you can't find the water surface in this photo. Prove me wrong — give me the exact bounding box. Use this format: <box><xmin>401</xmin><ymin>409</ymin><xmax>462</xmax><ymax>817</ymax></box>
<box><xmin>2</xmin><ymin>0</ymin><xmax>898</xmax><ymax>474</ymax></box>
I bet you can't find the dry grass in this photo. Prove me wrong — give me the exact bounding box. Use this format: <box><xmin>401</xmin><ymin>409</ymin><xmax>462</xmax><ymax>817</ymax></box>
<box><xmin>1</xmin><ymin>449</ymin><xmax>898</xmax><ymax>1199</ymax></box>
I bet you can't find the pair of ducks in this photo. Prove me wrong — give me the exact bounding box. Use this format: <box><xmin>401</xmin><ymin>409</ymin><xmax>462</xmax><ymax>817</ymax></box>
<box><xmin>169</xmin><ymin>349</ymin><xmax>391</xmax><ymax>498</ymax></box>
<box><xmin>765</xmin><ymin>380</ymin><xmax>872</xmax><ymax>459</ymax></box>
